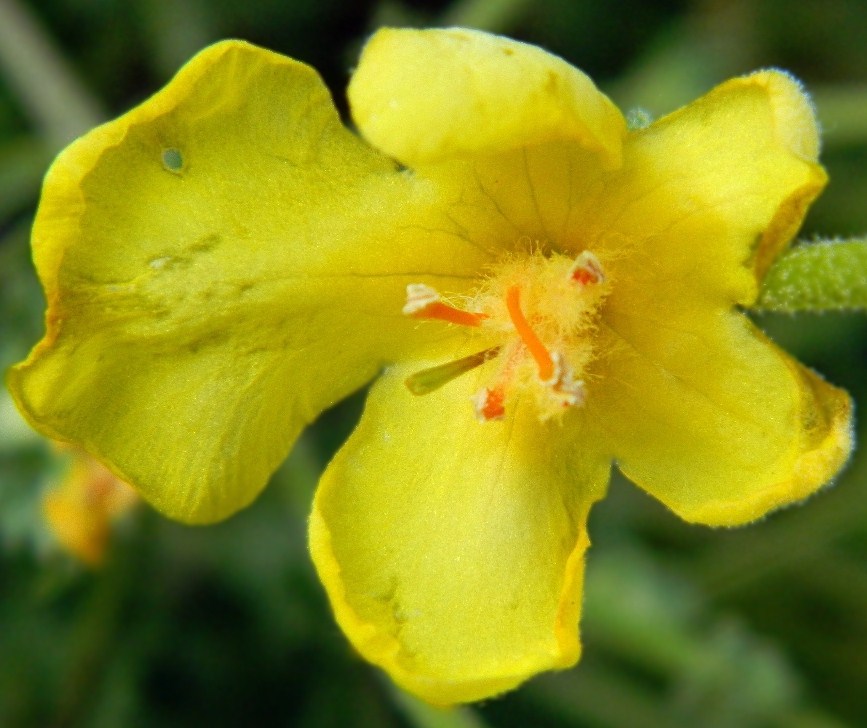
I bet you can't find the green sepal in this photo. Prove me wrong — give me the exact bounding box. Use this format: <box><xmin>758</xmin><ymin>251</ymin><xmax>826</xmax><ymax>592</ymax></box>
<box><xmin>754</xmin><ymin>239</ymin><xmax>867</xmax><ymax>312</ymax></box>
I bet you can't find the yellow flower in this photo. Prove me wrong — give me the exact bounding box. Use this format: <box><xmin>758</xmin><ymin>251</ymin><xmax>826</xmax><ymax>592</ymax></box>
<box><xmin>43</xmin><ymin>445</ymin><xmax>139</xmax><ymax>566</ymax></box>
<box><xmin>7</xmin><ymin>28</ymin><xmax>853</xmax><ymax>704</ymax></box>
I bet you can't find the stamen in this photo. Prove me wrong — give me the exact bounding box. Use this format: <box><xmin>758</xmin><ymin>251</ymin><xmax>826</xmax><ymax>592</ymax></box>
<box><xmin>403</xmin><ymin>283</ymin><xmax>487</xmax><ymax>327</ymax></box>
<box><xmin>405</xmin><ymin>348</ymin><xmax>500</xmax><ymax>395</ymax></box>
<box><xmin>548</xmin><ymin>352</ymin><xmax>586</xmax><ymax>407</ymax></box>
<box><xmin>472</xmin><ymin>386</ymin><xmax>506</xmax><ymax>421</ymax></box>
<box><xmin>399</xmin><ymin>250</ymin><xmax>606</xmax><ymax>423</ymax></box>
<box><xmin>569</xmin><ymin>251</ymin><xmax>605</xmax><ymax>286</ymax></box>
<box><xmin>505</xmin><ymin>286</ymin><xmax>556</xmax><ymax>382</ymax></box>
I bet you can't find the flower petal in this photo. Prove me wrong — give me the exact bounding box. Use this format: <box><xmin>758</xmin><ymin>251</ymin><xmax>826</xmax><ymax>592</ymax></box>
<box><xmin>9</xmin><ymin>40</ymin><xmax>486</xmax><ymax>523</ymax></box>
<box><xmin>418</xmin><ymin>141</ymin><xmax>611</xmax><ymax>257</ymax></box>
<box><xmin>309</xmin><ymin>362</ymin><xmax>610</xmax><ymax>705</ymax></box>
<box><xmin>579</xmin><ymin>70</ymin><xmax>826</xmax><ymax>307</ymax></box>
<box><xmin>43</xmin><ymin>448</ymin><xmax>138</xmax><ymax>566</ymax></box>
<box><xmin>573</xmin><ymin>70</ymin><xmax>850</xmax><ymax>526</ymax></box>
<box><xmin>591</xmin><ymin>304</ymin><xmax>852</xmax><ymax>526</ymax></box>
<box><xmin>349</xmin><ymin>27</ymin><xmax>625</xmax><ymax>168</ymax></box>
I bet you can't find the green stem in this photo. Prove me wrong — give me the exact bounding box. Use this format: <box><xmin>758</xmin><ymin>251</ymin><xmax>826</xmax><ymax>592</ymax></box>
<box><xmin>0</xmin><ymin>0</ymin><xmax>103</xmax><ymax>147</ymax></box>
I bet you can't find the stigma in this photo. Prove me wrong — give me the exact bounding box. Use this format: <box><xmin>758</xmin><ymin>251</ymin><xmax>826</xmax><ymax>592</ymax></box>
<box><xmin>403</xmin><ymin>249</ymin><xmax>609</xmax><ymax>422</ymax></box>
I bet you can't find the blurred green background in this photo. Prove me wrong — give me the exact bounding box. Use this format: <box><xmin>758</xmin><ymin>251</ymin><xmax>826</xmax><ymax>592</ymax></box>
<box><xmin>1</xmin><ymin>0</ymin><xmax>866</xmax><ymax>726</ymax></box>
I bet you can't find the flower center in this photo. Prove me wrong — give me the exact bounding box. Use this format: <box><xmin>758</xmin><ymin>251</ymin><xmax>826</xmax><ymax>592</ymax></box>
<box><xmin>403</xmin><ymin>250</ymin><xmax>609</xmax><ymax>422</ymax></box>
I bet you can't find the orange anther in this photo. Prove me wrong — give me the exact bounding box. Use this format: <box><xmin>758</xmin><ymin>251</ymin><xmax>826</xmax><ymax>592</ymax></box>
<box><xmin>569</xmin><ymin>251</ymin><xmax>605</xmax><ymax>286</ymax></box>
<box><xmin>473</xmin><ymin>386</ymin><xmax>506</xmax><ymax>421</ymax></box>
<box><xmin>505</xmin><ymin>286</ymin><xmax>555</xmax><ymax>382</ymax></box>
<box><xmin>571</xmin><ymin>268</ymin><xmax>596</xmax><ymax>285</ymax></box>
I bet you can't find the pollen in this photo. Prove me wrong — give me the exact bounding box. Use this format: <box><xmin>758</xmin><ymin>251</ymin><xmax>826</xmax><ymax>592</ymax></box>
<box><xmin>403</xmin><ymin>249</ymin><xmax>610</xmax><ymax>422</ymax></box>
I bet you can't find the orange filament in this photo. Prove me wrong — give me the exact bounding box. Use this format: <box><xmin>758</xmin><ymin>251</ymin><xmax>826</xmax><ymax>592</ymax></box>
<box><xmin>412</xmin><ymin>301</ymin><xmax>488</xmax><ymax>327</ymax></box>
<box><xmin>505</xmin><ymin>286</ymin><xmax>555</xmax><ymax>382</ymax></box>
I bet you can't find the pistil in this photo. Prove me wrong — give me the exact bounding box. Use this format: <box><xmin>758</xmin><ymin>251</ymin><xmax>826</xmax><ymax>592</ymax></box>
<box><xmin>505</xmin><ymin>286</ymin><xmax>556</xmax><ymax>383</ymax></box>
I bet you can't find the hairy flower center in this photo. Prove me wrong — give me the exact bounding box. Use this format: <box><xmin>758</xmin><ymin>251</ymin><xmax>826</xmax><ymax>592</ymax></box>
<box><xmin>403</xmin><ymin>250</ymin><xmax>609</xmax><ymax>422</ymax></box>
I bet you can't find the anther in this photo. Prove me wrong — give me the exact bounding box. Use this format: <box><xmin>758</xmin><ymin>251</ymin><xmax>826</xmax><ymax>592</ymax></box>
<box><xmin>569</xmin><ymin>251</ymin><xmax>605</xmax><ymax>286</ymax></box>
<box><xmin>547</xmin><ymin>352</ymin><xmax>586</xmax><ymax>407</ymax></box>
<box><xmin>403</xmin><ymin>283</ymin><xmax>487</xmax><ymax>327</ymax></box>
<box><xmin>472</xmin><ymin>386</ymin><xmax>506</xmax><ymax>421</ymax></box>
<box><xmin>405</xmin><ymin>348</ymin><xmax>500</xmax><ymax>395</ymax></box>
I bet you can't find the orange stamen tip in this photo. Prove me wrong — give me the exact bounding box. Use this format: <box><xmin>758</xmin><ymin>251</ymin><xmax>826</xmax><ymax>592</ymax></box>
<box><xmin>570</xmin><ymin>251</ymin><xmax>605</xmax><ymax>286</ymax></box>
<box><xmin>505</xmin><ymin>286</ymin><xmax>556</xmax><ymax>382</ymax></box>
<box><xmin>472</xmin><ymin>387</ymin><xmax>506</xmax><ymax>421</ymax></box>
<box><xmin>404</xmin><ymin>283</ymin><xmax>487</xmax><ymax>327</ymax></box>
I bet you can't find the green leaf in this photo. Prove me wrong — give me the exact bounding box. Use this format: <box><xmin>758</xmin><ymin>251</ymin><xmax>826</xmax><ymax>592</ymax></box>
<box><xmin>754</xmin><ymin>239</ymin><xmax>867</xmax><ymax>312</ymax></box>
